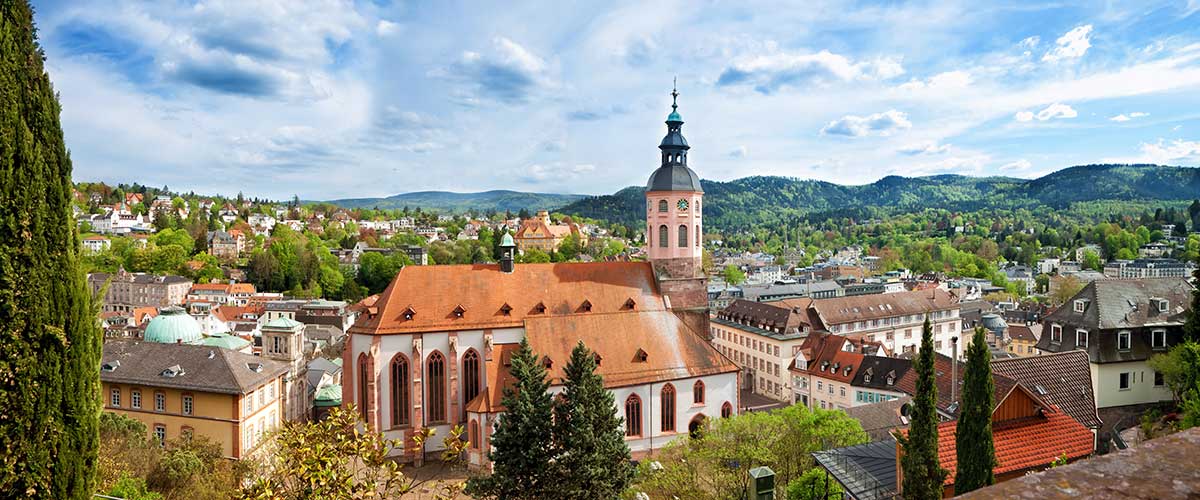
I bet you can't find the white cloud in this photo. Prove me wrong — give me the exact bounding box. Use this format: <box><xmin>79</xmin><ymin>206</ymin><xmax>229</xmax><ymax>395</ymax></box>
<box><xmin>522</xmin><ymin>162</ymin><xmax>597</xmax><ymax>182</ymax></box>
<box><xmin>1138</xmin><ymin>139</ymin><xmax>1200</xmax><ymax>163</ymax></box>
<box><xmin>435</xmin><ymin>37</ymin><xmax>556</xmax><ymax>104</ymax></box>
<box><xmin>898</xmin><ymin>70</ymin><xmax>971</xmax><ymax>91</ymax></box>
<box><xmin>1019</xmin><ymin>36</ymin><xmax>1040</xmax><ymax>50</ymax></box>
<box><xmin>1042</xmin><ymin>25</ymin><xmax>1093</xmax><ymax>63</ymax></box>
<box><xmin>898</xmin><ymin>141</ymin><xmax>950</xmax><ymax>155</ymax></box>
<box><xmin>729</xmin><ymin>146</ymin><xmax>748</xmax><ymax>159</ymax></box>
<box><xmin>376</xmin><ymin>20</ymin><xmax>400</xmax><ymax>36</ymax></box>
<box><xmin>1000</xmin><ymin>159</ymin><xmax>1032</xmax><ymax>171</ymax></box>
<box><xmin>717</xmin><ymin>50</ymin><xmax>904</xmax><ymax>93</ymax></box>
<box><xmin>1015</xmin><ymin>103</ymin><xmax>1077</xmax><ymax>122</ymax></box>
<box><xmin>1110</xmin><ymin>112</ymin><xmax>1149</xmax><ymax>122</ymax></box>
<box><xmin>821</xmin><ymin>110</ymin><xmax>912</xmax><ymax>137</ymax></box>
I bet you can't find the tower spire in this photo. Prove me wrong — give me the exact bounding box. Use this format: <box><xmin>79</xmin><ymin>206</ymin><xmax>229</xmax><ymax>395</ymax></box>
<box><xmin>672</xmin><ymin>77</ymin><xmax>678</xmax><ymax>111</ymax></box>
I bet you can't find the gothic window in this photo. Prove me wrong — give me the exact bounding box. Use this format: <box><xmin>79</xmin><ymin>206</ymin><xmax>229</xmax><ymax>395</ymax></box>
<box><xmin>469</xmin><ymin>420</ymin><xmax>480</xmax><ymax>449</ymax></box>
<box><xmin>693</xmin><ymin>380</ymin><xmax>705</xmax><ymax>404</ymax></box>
<box><xmin>695</xmin><ymin>225</ymin><xmax>700</xmax><ymax>247</ymax></box>
<box><xmin>625</xmin><ymin>395</ymin><xmax>642</xmax><ymax>436</ymax></box>
<box><xmin>390</xmin><ymin>354</ymin><xmax>410</xmax><ymax>427</ymax></box>
<box><xmin>658</xmin><ymin>225</ymin><xmax>668</xmax><ymax>248</ymax></box>
<box><xmin>358</xmin><ymin>353</ymin><xmax>371</xmax><ymax>425</ymax></box>
<box><xmin>427</xmin><ymin>352</ymin><xmax>447</xmax><ymax>423</ymax></box>
<box><xmin>661</xmin><ymin>384</ymin><xmax>676</xmax><ymax>432</ymax></box>
<box><xmin>462</xmin><ymin>349</ymin><xmax>481</xmax><ymax>420</ymax></box>
<box><xmin>721</xmin><ymin>402</ymin><xmax>733</xmax><ymax>418</ymax></box>
<box><xmin>658</xmin><ymin>200</ymin><xmax>668</xmax><ymax>213</ymax></box>
<box><xmin>678</xmin><ymin>224</ymin><xmax>688</xmax><ymax>247</ymax></box>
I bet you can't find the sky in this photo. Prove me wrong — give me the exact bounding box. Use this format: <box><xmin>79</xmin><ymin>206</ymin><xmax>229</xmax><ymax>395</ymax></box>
<box><xmin>29</xmin><ymin>0</ymin><xmax>1200</xmax><ymax>200</ymax></box>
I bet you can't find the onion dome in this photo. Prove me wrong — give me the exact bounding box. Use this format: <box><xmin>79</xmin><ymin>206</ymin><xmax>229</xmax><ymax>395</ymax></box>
<box><xmin>144</xmin><ymin>306</ymin><xmax>204</xmax><ymax>345</ymax></box>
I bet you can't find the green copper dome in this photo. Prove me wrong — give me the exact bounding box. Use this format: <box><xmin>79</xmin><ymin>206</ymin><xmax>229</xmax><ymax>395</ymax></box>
<box><xmin>202</xmin><ymin>332</ymin><xmax>251</xmax><ymax>351</ymax></box>
<box><xmin>263</xmin><ymin>317</ymin><xmax>304</xmax><ymax>331</ymax></box>
<box><xmin>667</xmin><ymin>109</ymin><xmax>682</xmax><ymax>122</ymax></box>
<box><xmin>500</xmin><ymin>232</ymin><xmax>515</xmax><ymax>247</ymax></box>
<box><xmin>144</xmin><ymin>306</ymin><xmax>203</xmax><ymax>345</ymax></box>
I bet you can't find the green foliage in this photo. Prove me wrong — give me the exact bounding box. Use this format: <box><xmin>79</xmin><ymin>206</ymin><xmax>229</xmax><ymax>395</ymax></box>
<box><xmin>631</xmin><ymin>404</ymin><xmax>867</xmax><ymax>500</ymax></box>
<box><xmin>0</xmin><ymin>2</ymin><xmax>102</xmax><ymax>497</ymax></box>
<box><xmin>899</xmin><ymin>318</ymin><xmax>947</xmax><ymax>499</ymax></box>
<box><xmin>106</xmin><ymin>475</ymin><xmax>162</xmax><ymax>500</ymax></box>
<box><xmin>466</xmin><ymin>338</ymin><xmax>557</xmax><ymax>499</ymax></box>
<box><xmin>241</xmin><ymin>405</ymin><xmax>466</xmax><ymax>499</ymax></box>
<box><xmin>722</xmin><ymin>264</ymin><xmax>746</xmax><ymax>286</ymax></box>
<box><xmin>517</xmin><ymin>248</ymin><xmax>552</xmax><ymax>263</ymax></box>
<box><xmin>1148</xmin><ymin>341</ymin><xmax>1200</xmax><ymax>429</ymax></box>
<box><xmin>550</xmin><ymin>342</ymin><xmax>634</xmax><ymax>499</ymax></box>
<box><xmin>356</xmin><ymin>251</ymin><xmax>411</xmax><ymax>294</ymax></box>
<box><xmin>1186</xmin><ymin>256</ymin><xmax>1200</xmax><ymax>343</ymax></box>
<box><xmin>1081</xmin><ymin>250</ymin><xmax>1103</xmax><ymax>272</ymax></box>
<box><xmin>954</xmin><ymin>328</ymin><xmax>996</xmax><ymax>493</ymax></box>
<box><xmin>786</xmin><ymin>468</ymin><xmax>843</xmax><ymax>500</ymax></box>
<box><xmin>556</xmin><ymin>233</ymin><xmax>583</xmax><ymax>261</ymax></box>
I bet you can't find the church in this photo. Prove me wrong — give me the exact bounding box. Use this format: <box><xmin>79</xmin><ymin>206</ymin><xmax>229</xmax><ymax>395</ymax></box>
<box><xmin>343</xmin><ymin>88</ymin><xmax>739</xmax><ymax>467</ymax></box>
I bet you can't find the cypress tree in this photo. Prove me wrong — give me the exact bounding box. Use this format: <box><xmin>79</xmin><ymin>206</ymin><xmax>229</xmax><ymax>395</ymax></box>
<box><xmin>465</xmin><ymin>338</ymin><xmax>558</xmax><ymax>500</ymax></box>
<box><xmin>1184</xmin><ymin>253</ymin><xmax>1200</xmax><ymax>343</ymax></box>
<box><xmin>551</xmin><ymin>341</ymin><xmax>634</xmax><ymax>499</ymax></box>
<box><xmin>0</xmin><ymin>2</ymin><xmax>102</xmax><ymax>498</ymax></box>
<box><xmin>954</xmin><ymin>327</ymin><xmax>996</xmax><ymax>493</ymax></box>
<box><xmin>898</xmin><ymin>317</ymin><xmax>946</xmax><ymax>499</ymax></box>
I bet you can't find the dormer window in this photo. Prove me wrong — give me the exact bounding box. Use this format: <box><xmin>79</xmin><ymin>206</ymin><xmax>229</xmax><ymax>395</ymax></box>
<box><xmin>579</xmin><ymin>300</ymin><xmax>592</xmax><ymax>313</ymax></box>
<box><xmin>453</xmin><ymin>305</ymin><xmax>467</xmax><ymax>318</ymax></box>
<box><xmin>542</xmin><ymin>356</ymin><xmax>553</xmax><ymax>369</ymax></box>
<box><xmin>1074</xmin><ymin>299</ymin><xmax>1088</xmax><ymax>313</ymax></box>
<box><xmin>1156</xmin><ymin>299</ymin><xmax>1169</xmax><ymax>313</ymax></box>
<box><xmin>593</xmin><ymin>353</ymin><xmax>602</xmax><ymax>366</ymax></box>
<box><xmin>624</xmin><ymin>298</ymin><xmax>637</xmax><ymax>310</ymax></box>
<box><xmin>886</xmin><ymin>373</ymin><xmax>896</xmax><ymax>386</ymax></box>
<box><xmin>102</xmin><ymin>360</ymin><xmax>120</xmax><ymax>372</ymax></box>
<box><xmin>1076</xmin><ymin>329</ymin><xmax>1089</xmax><ymax>348</ymax></box>
<box><xmin>1118</xmin><ymin>331</ymin><xmax>1131</xmax><ymax>351</ymax></box>
<box><xmin>863</xmin><ymin>368</ymin><xmax>873</xmax><ymax>384</ymax></box>
<box><xmin>402</xmin><ymin>306</ymin><xmax>416</xmax><ymax>321</ymax></box>
<box><xmin>634</xmin><ymin>349</ymin><xmax>648</xmax><ymax>363</ymax></box>
<box><xmin>499</xmin><ymin>303</ymin><xmax>513</xmax><ymax>316</ymax></box>
<box><xmin>161</xmin><ymin>364</ymin><xmax>185</xmax><ymax>378</ymax></box>
<box><xmin>533</xmin><ymin>302</ymin><xmax>546</xmax><ymax>314</ymax></box>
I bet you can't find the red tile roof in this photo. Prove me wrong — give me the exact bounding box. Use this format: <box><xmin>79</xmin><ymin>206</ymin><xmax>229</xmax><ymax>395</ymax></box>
<box><xmin>894</xmin><ymin>353</ymin><xmax>1018</xmax><ymax>417</ymax></box>
<box><xmin>931</xmin><ymin>406</ymin><xmax>1093</xmax><ymax>484</ymax></box>
<box><xmin>465</xmin><ymin>344</ymin><xmax>520</xmax><ymax>414</ymax></box>
<box><xmin>350</xmin><ymin>262</ymin><xmax>666</xmax><ymax>335</ymax></box>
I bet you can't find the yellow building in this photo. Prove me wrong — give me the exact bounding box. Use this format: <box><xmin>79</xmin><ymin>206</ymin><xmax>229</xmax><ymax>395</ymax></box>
<box><xmin>513</xmin><ymin>210</ymin><xmax>587</xmax><ymax>253</ymax></box>
<box><xmin>1006</xmin><ymin>324</ymin><xmax>1040</xmax><ymax>357</ymax></box>
<box><xmin>101</xmin><ymin>342</ymin><xmax>290</xmax><ymax>459</ymax></box>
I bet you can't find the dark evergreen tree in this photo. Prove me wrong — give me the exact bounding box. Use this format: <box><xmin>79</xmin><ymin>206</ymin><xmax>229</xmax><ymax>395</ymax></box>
<box><xmin>465</xmin><ymin>338</ymin><xmax>558</xmax><ymax>499</ymax></box>
<box><xmin>954</xmin><ymin>327</ymin><xmax>996</xmax><ymax>493</ymax></box>
<box><xmin>552</xmin><ymin>341</ymin><xmax>633</xmax><ymax>499</ymax></box>
<box><xmin>898</xmin><ymin>318</ymin><xmax>946</xmax><ymax>499</ymax></box>
<box><xmin>1185</xmin><ymin>253</ymin><xmax>1200</xmax><ymax>343</ymax></box>
<box><xmin>0</xmin><ymin>2</ymin><xmax>101</xmax><ymax>497</ymax></box>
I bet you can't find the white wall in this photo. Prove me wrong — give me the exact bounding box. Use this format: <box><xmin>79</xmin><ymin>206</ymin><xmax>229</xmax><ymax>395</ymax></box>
<box><xmin>1092</xmin><ymin>360</ymin><xmax>1174</xmax><ymax>409</ymax></box>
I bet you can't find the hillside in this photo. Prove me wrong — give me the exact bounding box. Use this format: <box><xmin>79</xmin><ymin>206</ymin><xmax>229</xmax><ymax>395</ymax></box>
<box><xmin>325</xmin><ymin>190</ymin><xmax>587</xmax><ymax>213</ymax></box>
<box><xmin>560</xmin><ymin>164</ymin><xmax>1200</xmax><ymax>229</ymax></box>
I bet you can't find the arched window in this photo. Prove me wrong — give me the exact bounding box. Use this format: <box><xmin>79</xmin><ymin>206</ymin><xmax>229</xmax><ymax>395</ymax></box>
<box><xmin>661</xmin><ymin>384</ymin><xmax>676</xmax><ymax>432</ymax></box>
<box><xmin>357</xmin><ymin>353</ymin><xmax>371</xmax><ymax>425</ymax></box>
<box><xmin>721</xmin><ymin>402</ymin><xmax>733</xmax><ymax>418</ymax></box>
<box><xmin>462</xmin><ymin>349</ymin><xmax>481</xmax><ymax>420</ymax></box>
<box><xmin>469</xmin><ymin>420</ymin><xmax>480</xmax><ymax>450</ymax></box>
<box><xmin>693</xmin><ymin>380</ymin><xmax>705</xmax><ymax>404</ymax></box>
<box><xmin>695</xmin><ymin>225</ymin><xmax>700</xmax><ymax>247</ymax></box>
<box><xmin>658</xmin><ymin>200</ymin><xmax>668</xmax><ymax>213</ymax></box>
<box><xmin>625</xmin><ymin>395</ymin><xmax>642</xmax><ymax>436</ymax></box>
<box><xmin>427</xmin><ymin>352</ymin><xmax>446</xmax><ymax>423</ymax></box>
<box><xmin>658</xmin><ymin>225</ymin><xmax>668</xmax><ymax>248</ymax></box>
<box><xmin>390</xmin><ymin>354</ymin><xmax>410</xmax><ymax>427</ymax></box>
<box><xmin>678</xmin><ymin>224</ymin><xmax>688</xmax><ymax>248</ymax></box>
<box><xmin>647</xmin><ymin>225</ymin><xmax>652</xmax><ymax>246</ymax></box>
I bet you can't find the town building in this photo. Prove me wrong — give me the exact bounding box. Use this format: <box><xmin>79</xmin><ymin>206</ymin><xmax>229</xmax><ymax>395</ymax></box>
<box><xmin>1005</xmin><ymin>323</ymin><xmax>1040</xmax><ymax>356</ymax></box>
<box><xmin>789</xmin><ymin>333</ymin><xmax>894</xmax><ymax>411</ymax></box>
<box><xmin>88</xmin><ymin>269</ymin><xmax>193</xmax><ymax>313</ymax></box>
<box><xmin>261</xmin><ymin>318</ymin><xmax>312</xmax><ymax>422</ymax></box>
<box><xmin>344</xmin><ymin>88</ymin><xmax>739</xmax><ymax>468</ymax></box>
<box><xmin>513</xmin><ymin>210</ymin><xmax>588</xmax><ymax>254</ymax></box>
<box><xmin>808</xmin><ymin>289</ymin><xmax>962</xmax><ymax>358</ymax></box>
<box><xmin>82</xmin><ymin>234</ymin><xmax>110</xmax><ymax>254</ymax></box>
<box><xmin>207</xmin><ymin>230</ymin><xmax>245</xmax><ymax>261</ymax></box>
<box><xmin>186</xmin><ymin>282</ymin><xmax>256</xmax><ymax>307</ymax></box>
<box><xmin>711</xmin><ymin>299</ymin><xmax>815</xmax><ymax>402</ymax></box>
<box><xmin>1036</xmin><ymin>277</ymin><xmax>1193</xmax><ymax>432</ymax></box>
<box><xmin>100</xmin><ymin>342</ymin><xmax>289</xmax><ymax>459</ymax></box>
<box><xmin>1103</xmin><ymin>258</ymin><xmax>1193</xmax><ymax>279</ymax></box>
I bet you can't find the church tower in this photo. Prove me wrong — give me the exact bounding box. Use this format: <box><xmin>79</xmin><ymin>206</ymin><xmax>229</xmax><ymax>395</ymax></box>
<box><xmin>646</xmin><ymin>84</ymin><xmax>707</xmax><ymax>315</ymax></box>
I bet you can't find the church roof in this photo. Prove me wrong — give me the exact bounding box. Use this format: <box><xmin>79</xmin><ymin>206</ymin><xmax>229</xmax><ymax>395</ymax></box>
<box><xmin>647</xmin><ymin>165</ymin><xmax>703</xmax><ymax>192</ymax></box>
<box><xmin>349</xmin><ymin>262</ymin><xmax>667</xmax><ymax>335</ymax></box>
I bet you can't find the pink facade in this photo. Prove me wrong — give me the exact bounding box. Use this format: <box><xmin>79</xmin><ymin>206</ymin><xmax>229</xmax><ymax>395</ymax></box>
<box><xmin>645</xmin><ymin>190</ymin><xmax>703</xmax><ymax>262</ymax></box>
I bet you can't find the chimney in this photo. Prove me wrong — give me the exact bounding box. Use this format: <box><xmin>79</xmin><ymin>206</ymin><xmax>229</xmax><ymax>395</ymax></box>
<box><xmin>951</xmin><ymin>336</ymin><xmax>959</xmax><ymax>404</ymax></box>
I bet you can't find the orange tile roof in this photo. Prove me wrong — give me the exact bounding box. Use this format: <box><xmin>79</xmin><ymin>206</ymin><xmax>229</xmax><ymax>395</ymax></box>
<box><xmin>131</xmin><ymin>307</ymin><xmax>158</xmax><ymax>325</ymax></box>
<box><xmin>350</xmin><ymin>262</ymin><xmax>666</xmax><ymax>335</ymax></box>
<box><xmin>230</xmin><ymin>283</ymin><xmax>255</xmax><ymax>294</ymax></box>
<box><xmin>190</xmin><ymin>283</ymin><xmax>231</xmax><ymax>292</ymax></box>
<box><xmin>523</xmin><ymin>310</ymin><xmax>739</xmax><ymax>389</ymax></box>
<box><xmin>347</xmin><ymin>294</ymin><xmax>380</xmax><ymax>314</ymax></box>
<box><xmin>214</xmin><ymin>305</ymin><xmax>264</xmax><ymax>323</ymax></box>
<box><xmin>465</xmin><ymin>344</ymin><xmax>521</xmax><ymax>414</ymax></box>
<box><xmin>930</xmin><ymin>406</ymin><xmax>1093</xmax><ymax>484</ymax></box>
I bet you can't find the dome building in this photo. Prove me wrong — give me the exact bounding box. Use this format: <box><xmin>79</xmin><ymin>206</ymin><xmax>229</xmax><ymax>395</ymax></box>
<box><xmin>143</xmin><ymin>306</ymin><xmax>204</xmax><ymax>345</ymax></box>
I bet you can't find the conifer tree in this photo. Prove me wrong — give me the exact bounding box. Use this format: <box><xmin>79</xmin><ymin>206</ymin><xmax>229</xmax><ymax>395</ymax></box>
<box><xmin>0</xmin><ymin>2</ymin><xmax>102</xmax><ymax>498</ymax></box>
<box><xmin>898</xmin><ymin>318</ymin><xmax>946</xmax><ymax>499</ymax></box>
<box><xmin>552</xmin><ymin>341</ymin><xmax>633</xmax><ymax>499</ymax></box>
<box><xmin>465</xmin><ymin>338</ymin><xmax>557</xmax><ymax>500</ymax></box>
<box><xmin>954</xmin><ymin>327</ymin><xmax>996</xmax><ymax>493</ymax></box>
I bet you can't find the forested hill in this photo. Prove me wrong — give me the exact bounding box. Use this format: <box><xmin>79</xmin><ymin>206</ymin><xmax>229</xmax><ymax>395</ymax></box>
<box><xmin>325</xmin><ymin>190</ymin><xmax>586</xmax><ymax>213</ymax></box>
<box><xmin>559</xmin><ymin>164</ymin><xmax>1200</xmax><ymax>230</ymax></box>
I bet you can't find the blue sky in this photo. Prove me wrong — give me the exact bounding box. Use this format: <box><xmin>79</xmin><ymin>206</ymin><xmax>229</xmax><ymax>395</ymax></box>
<box><xmin>31</xmin><ymin>0</ymin><xmax>1200</xmax><ymax>200</ymax></box>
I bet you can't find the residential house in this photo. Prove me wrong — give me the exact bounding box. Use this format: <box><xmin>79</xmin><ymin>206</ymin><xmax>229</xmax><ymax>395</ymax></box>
<box><xmin>89</xmin><ymin>270</ymin><xmax>192</xmax><ymax>313</ymax></box>
<box><xmin>100</xmin><ymin>342</ymin><xmax>289</xmax><ymax>458</ymax></box>
<box><xmin>1005</xmin><ymin>324</ymin><xmax>1040</xmax><ymax>356</ymax></box>
<box><xmin>1036</xmin><ymin>278</ymin><xmax>1193</xmax><ymax>432</ymax></box>
<box><xmin>1103</xmin><ymin>258</ymin><xmax>1193</xmax><ymax>279</ymax></box>
<box><xmin>806</xmin><ymin>289</ymin><xmax>962</xmax><ymax>358</ymax></box>
<box><xmin>513</xmin><ymin>210</ymin><xmax>588</xmax><ymax>253</ymax></box>
<box><xmin>208</xmin><ymin>230</ymin><xmax>244</xmax><ymax>261</ymax></box>
<box><xmin>711</xmin><ymin>299</ymin><xmax>815</xmax><ymax>402</ymax></box>
<box><xmin>82</xmin><ymin>234</ymin><xmax>110</xmax><ymax>254</ymax></box>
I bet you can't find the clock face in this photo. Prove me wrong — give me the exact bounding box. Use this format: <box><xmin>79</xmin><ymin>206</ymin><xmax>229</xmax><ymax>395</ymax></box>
<box><xmin>677</xmin><ymin>199</ymin><xmax>689</xmax><ymax>211</ymax></box>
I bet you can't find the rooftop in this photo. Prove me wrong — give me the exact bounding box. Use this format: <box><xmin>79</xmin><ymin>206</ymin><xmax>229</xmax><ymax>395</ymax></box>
<box><xmin>101</xmin><ymin>342</ymin><xmax>289</xmax><ymax>395</ymax></box>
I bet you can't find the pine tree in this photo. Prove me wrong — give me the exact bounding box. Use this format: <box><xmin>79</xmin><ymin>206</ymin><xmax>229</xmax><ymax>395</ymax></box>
<box><xmin>898</xmin><ymin>318</ymin><xmax>946</xmax><ymax>499</ymax></box>
<box><xmin>552</xmin><ymin>341</ymin><xmax>634</xmax><ymax>499</ymax></box>
<box><xmin>0</xmin><ymin>2</ymin><xmax>102</xmax><ymax>498</ymax></box>
<box><xmin>954</xmin><ymin>327</ymin><xmax>996</xmax><ymax>493</ymax></box>
<box><xmin>1185</xmin><ymin>254</ymin><xmax>1200</xmax><ymax>343</ymax></box>
<box><xmin>465</xmin><ymin>338</ymin><xmax>558</xmax><ymax>499</ymax></box>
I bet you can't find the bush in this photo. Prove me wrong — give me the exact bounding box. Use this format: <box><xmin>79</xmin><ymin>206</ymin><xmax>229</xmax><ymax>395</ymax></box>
<box><xmin>107</xmin><ymin>475</ymin><xmax>162</xmax><ymax>500</ymax></box>
<box><xmin>787</xmin><ymin>468</ymin><xmax>843</xmax><ymax>500</ymax></box>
